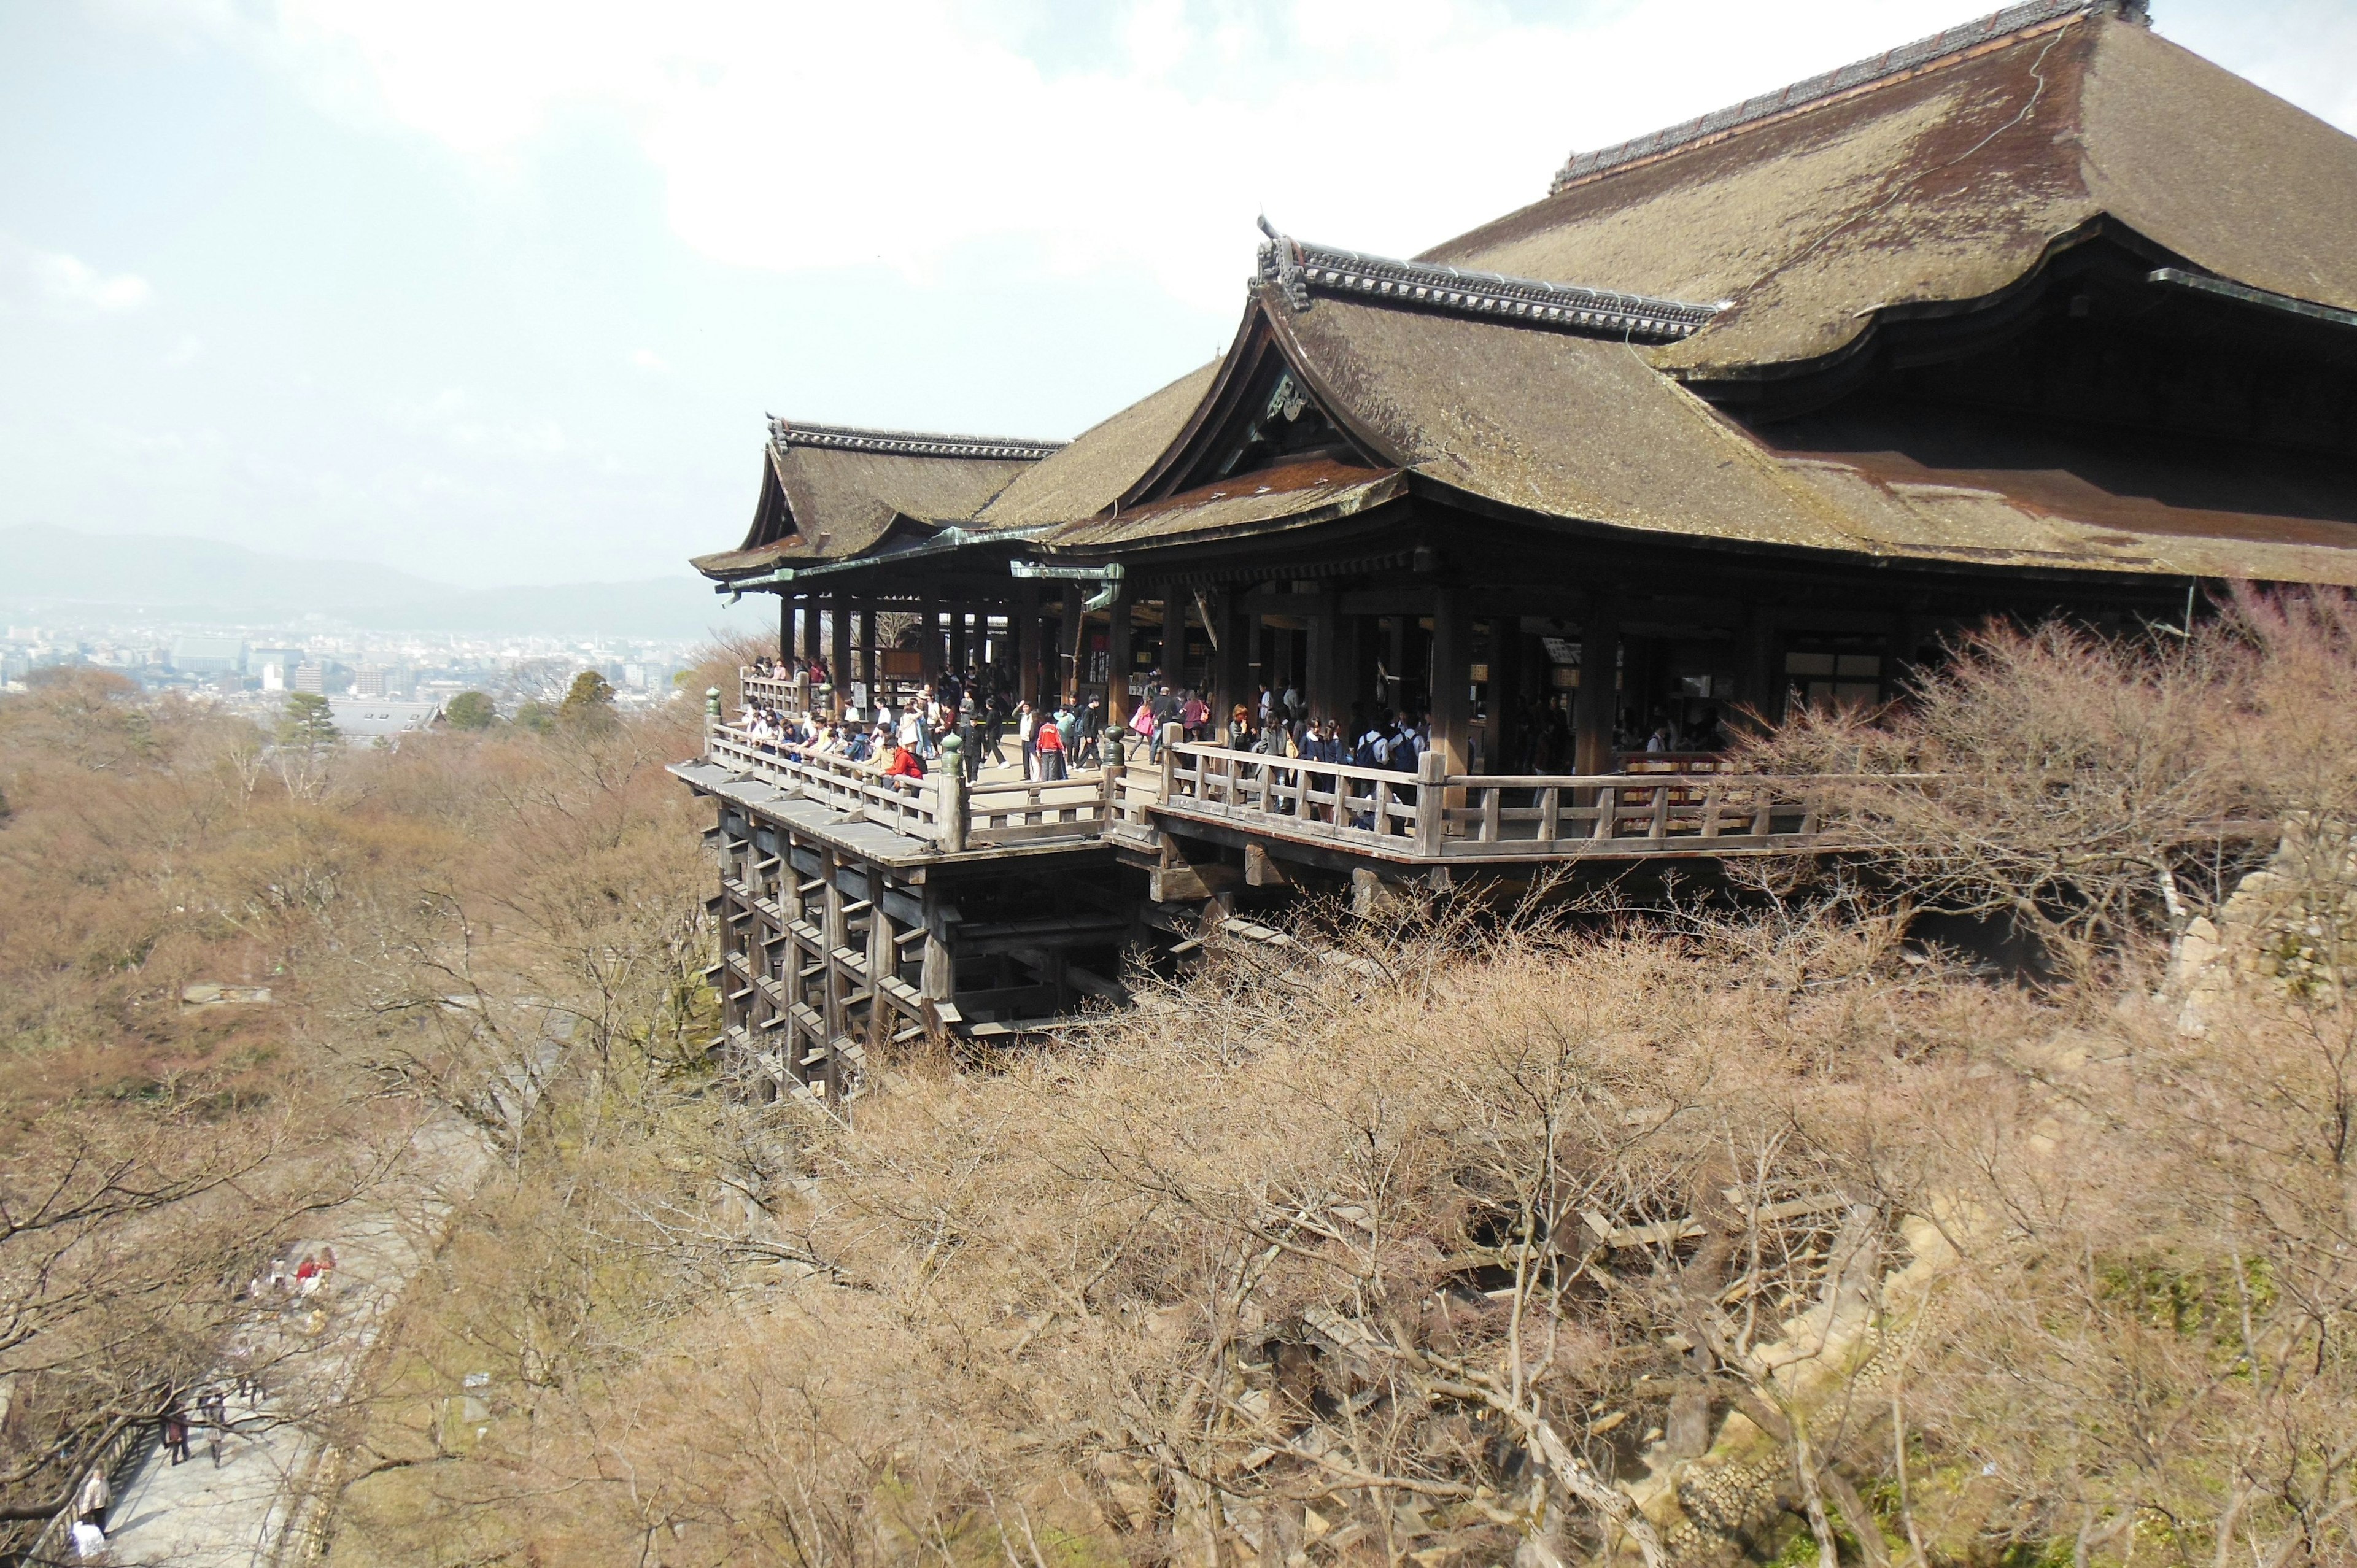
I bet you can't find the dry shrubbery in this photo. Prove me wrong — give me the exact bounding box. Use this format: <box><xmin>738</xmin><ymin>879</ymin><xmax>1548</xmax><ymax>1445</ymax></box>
<box><xmin>0</xmin><ymin>665</ymin><xmax>719</xmax><ymax>1542</ymax></box>
<box><xmin>317</xmin><ymin>597</ymin><xmax>2357</xmax><ymax>1567</ymax></box>
<box><xmin>10</xmin><ymin>604</ymin><xmax>2353</xmax><ymax>1564</ymax></box>
<box><xmin>1749</xmin><ymin>587</ymin><xmax>2357</xmax><ymax>982</ymax></box>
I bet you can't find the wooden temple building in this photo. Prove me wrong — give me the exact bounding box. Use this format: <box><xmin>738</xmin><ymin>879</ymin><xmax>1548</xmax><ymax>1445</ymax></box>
<box><xmin>673</xmin><ymin>0</ymin><xmax>2357</xmax><ymax>1097</ymax></box>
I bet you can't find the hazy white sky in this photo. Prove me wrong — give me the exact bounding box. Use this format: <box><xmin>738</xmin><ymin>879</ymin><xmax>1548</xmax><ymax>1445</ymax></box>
<box><xmin>4</xmin><ymin>0</ymin><xmax>2353</xmax><ymax>584</ymax></box>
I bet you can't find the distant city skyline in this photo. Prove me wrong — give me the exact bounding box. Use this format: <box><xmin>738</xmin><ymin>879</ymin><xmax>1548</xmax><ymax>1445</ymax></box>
<box><xmin>4</xmin><ymin>1</ymin><xmax>2351</xmax><ymax>585</ymax></box>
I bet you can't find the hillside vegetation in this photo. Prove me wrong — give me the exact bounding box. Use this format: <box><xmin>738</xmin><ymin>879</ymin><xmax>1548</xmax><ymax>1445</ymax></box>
<box><xmin>6</xmin><ymin>599</ymin><xmax>2356</xmax><ymax>1567</ymax></box>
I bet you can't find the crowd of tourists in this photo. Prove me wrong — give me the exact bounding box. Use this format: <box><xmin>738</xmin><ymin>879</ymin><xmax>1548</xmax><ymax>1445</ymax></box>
<box><xmin>733</xmin><ymin>662</ymin><xmax>1125</xmax><ymax>788</ymax></box>
<box><xmin>732</xmin><ymin>648</ymin><xmax>1735</xmax><ymax>804</ymax></box>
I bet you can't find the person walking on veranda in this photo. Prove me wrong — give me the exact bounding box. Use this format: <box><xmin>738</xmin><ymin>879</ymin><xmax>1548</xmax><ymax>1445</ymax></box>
<box><xmin>1033</xmin><ymin>710</ymin><xmax>1067</xmax><ymax>781</ymax></box>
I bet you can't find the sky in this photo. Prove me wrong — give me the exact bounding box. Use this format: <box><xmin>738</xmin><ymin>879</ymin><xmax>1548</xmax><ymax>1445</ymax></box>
<box><xmin>3</xmin><ymin>0</ymin><xmax>2355</xmax><ymax>587</ymax></box>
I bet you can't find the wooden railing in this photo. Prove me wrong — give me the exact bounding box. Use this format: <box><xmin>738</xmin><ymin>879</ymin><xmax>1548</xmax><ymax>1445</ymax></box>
<box><xmin>1438</xmin><ymin>773</ymin><xmax>1828</xmax><ymax>857</ymax></box>
<box><xmin>706</xmin><ymin>724</ymin><xmax>1120</xmax><ymax>851</ymax></box>
<box><xmin>709</xmin><ymin>726</ymin><xmax>942</xmax><ymax>838</ymax></box>
<box><xmin>966</xmin><ymin>774</ymin><xmax>1123</xmax><ymax>846</ymax></box>
<box><xmin>741</xmin><ymin>669</ymin><xmax>823</xmax><ymax>709</ymax></box>
<box><xmin>706</xmin><ymin>720</ymin><xmax>1852</xmax><ymax>864</ymax></box>
<box><xmin>1155</xmin><ymin>741</ymin><xmax>1844</xmax><ymax>860</ymax></box>
<box><xmin>1162</xmin><ymin>743</ymin><xmax>1425</xmax><ymax>854</ymax></box>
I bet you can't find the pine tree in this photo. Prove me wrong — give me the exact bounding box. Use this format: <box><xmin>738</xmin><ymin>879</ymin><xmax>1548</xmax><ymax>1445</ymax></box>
<box><xmin>278</xmin><ymin>691</ymin><xmax>338</xmax><ymax>754</ymax></box>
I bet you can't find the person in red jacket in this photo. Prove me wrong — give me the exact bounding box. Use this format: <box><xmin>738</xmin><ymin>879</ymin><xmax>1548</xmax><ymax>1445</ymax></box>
<box><xmin>1032</xmin><ymin>711</ymin><xmax>1067</xmax><ymax>781</ymax></box>
<box><xmin>883</xmin><ymin>742</ymin><xmax>926</xmax><ymax>788</ymax></box>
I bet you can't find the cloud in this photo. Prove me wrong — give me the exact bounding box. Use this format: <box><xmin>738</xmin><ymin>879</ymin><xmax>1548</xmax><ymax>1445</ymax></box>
<box><xmin>193</xmin><ymin>0</ymin><xmax>2030</xmax><ymax>314</ymax></box>
<box><xmin>629</xmin><ymin>347</ymin><xmax>668</xmax><ymax>373</ymax></box>
<box><xmin>1</xmin><ymin>234</ymin><xmax>154</xmax><ymax>317</ymax></box>
<box><xmin>393</xmin><ymin>387</ymin><xmax>568</xmax><ymax>459</ymax></box>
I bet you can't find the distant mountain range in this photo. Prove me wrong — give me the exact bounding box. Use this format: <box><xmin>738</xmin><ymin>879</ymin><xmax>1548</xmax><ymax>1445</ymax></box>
<box><xmin>0</xmin><ymin>525</ymin><xmax>766</xmax><ymax>639</ymax></box>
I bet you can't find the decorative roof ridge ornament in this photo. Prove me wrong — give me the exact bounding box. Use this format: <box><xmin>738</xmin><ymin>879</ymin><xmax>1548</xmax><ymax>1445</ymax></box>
<box><xmin>1255</xmin><ymin>223</ymin><xmax>1725</xmax><ymax>342</ymax></box>
<box><xmin>1256</xmin><ymin>214</ymin><xmax>1313</xmax><ymax>312</ymax></box>
<box><xmin>1550</xmin><ymin>0</ymin><xmax>2148</xmax><ymax>195</ymax></box>
<box><xmin>766</xmin><ymin>417</ymin><xmax>1066</xmax><ymax>463</ymax></box>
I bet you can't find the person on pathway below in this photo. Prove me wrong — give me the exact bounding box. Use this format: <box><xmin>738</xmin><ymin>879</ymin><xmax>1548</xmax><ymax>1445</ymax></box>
<box><xmin>201</xmin><ymin>1386</ymin><xmax>229</xmax><ymax>1467</ymax></box>
<box><xmin>76</xmin><ymin>1465</ymin><xmax>110</xmax><ymax>1527</ymax></box>
<box><xmin>164</xmin><ymin>1401</ymin><xmax>192</xmax><ymax>1465</ymax></box>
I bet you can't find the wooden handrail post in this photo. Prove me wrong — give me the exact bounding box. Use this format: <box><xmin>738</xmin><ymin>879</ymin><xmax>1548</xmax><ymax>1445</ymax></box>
<box><xmin>935</xmin><ymin>766</ymin><xmax>968</xmax><ymax>854</ymax></box>
<box><xmin>1101</xmin><ymin>757</ymin><xmax>1123</xmax><ymax>825</ymax></box>
<box><xmin>1415</xmin><ymin>749</ymin><xmax>1447</xmax><ymax>857</ymax></box>
<box><xmin>1160</xmin><ymin>724</ymin><xmax>1183</xmax><ymax>801</ymax></box>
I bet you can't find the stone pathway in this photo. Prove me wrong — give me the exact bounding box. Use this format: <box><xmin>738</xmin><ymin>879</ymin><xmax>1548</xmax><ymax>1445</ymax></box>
<box><xmin>88</xmin><ymin>1021</ymin><xmax>565</xmax><ymax>1566</ymax></box>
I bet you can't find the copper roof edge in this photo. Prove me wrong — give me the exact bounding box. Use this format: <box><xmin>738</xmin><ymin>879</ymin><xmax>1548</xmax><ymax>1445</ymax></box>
<box><xmin>766</xmin><ymin>417</ymin><xmax>1066</xmax><ymax>462</ymax></box>
<box><xmin>1549</xmin><ymin>0</ymin><xmax>2143</xmax><ymax>196</ymax></box>
<box><xmin>1255</xmin><ymin>226</ymin><xmax>1723</xmax><ymax>342</ymax></box>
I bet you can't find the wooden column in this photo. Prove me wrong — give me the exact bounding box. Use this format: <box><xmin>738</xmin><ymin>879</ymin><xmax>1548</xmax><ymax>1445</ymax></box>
<box><xmin>820</xmin><ymin>849</ymin><xmax>848</xmax><ymax>1100</ymax></box>
<box><xmin>1153</xmin><ymin>596</ymin><xmax>1179</xmax><ymax>687</ymax></box>
<box><xmin>778</xmin><ymin>594</ymin><xmax>793</xmax><ymax>664</ymax></box>
<box><xmin>916</xmin><ymin>595</ymin><xmax>940</xmax><ymax>681</ymax></box>
<box><xmin>1017</xmin><ymin>584</ymin><xmax>1041</xmax><ymax>706</ymax></box>
<box><xmin>919</xmin><ymin>885</ymin><xmax>956</xmax><ymax>1003</ymax></box>
<box><xmin>1890</xmin><ymin>598</ymin><xmax>1927</xmax><ymax>697</ymax></box>
<box><xmin>1062</xmin><ymin>583</ymin><xmax>1086</xmax><ymax>708</ymax></box>
<box><xmin>1107</xmin><ymin>595</ymin><xmax>1134</xmax><ymax>730</ymax></box>
<box><xmin>1490</xmin><ymin>614</ymin><xmax>1522</xmax><ymax>775</ymax></box>
<box><xmin>830</xmin><ymin>592</ymin><xmax>852</xmax><ymax>717</ymax></box>
<box><xmin>865</xmin><ymin>878</ymin><xmax>897</xmax><ymax>1011</ymax></box>
<box><xmin>1209</xmin><ymin>589</ymin><xmax>1237</xmax><ymax>736</ymax></box>
<box><xmin>1385</xmin><ymin>615</ymin><xmax>1409</xmax><ymax>715</ymax></box>
<box><xmin>780</xmin><ymin>828</ymin><xmax>805</xmax><ymax>924</ymax></box>
<box><xmin>1574</xmin><ymin>593</ymin><xmax>1622</xmax><ymax>774</ymax></box>
<box><xmin>948</xmin><ymin>606</ymin><xmax>969</xmax><ymax>674</ymax></box>
<box><xmin>1304</xmin><ymin>592</ymin><xmax>1339</xmax><ymax>725</ymax></box>
<box><xmin>1428</xmin><ymin>585</ymin><xmax>1471</xmax><ymax>776</ymax></box>
<box><xmin>1735</xmin><ymin>603</ymin><xmax>1775</xmax><ymax>734</ymax></box>
<box><xmin>857</xmin><ymin>603</ymin><xmax>877</xmax><ymax>715</ymax></box>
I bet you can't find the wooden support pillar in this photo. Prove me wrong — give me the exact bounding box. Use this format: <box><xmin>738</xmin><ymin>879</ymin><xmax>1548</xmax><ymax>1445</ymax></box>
<box><xmin>1490</xmin><ymin>614</ymin><xmax>1523</xmax><ymax>776</ymax></box>
<box><xmin>1017</xmin><ymin>585</ymin><xmax>1042</xmax><ymax>707</ymax></box>
<box><xmin>780</xmin><ymin>828</ymin><xmax>804</xmax><ymax>924</ymax></box>
<box><xmin>820</xmin><ymin>849</ymin><xmax>848</xmax><ymax>1100</ymax></box>
<box><xmin>1305</xmin><ymin>592</ymin><xmax>1339</xmax><ymax>725</ymax></box>
<box><xmin>1152</xmin><ymin>596</ymin><xmax>1178</xmax><ymax>686</ymax></box>
<box><xmin>1428</xmin><ymin>585</ymin><xmax>1471</xmax><ymax>776</ymax></box>
<box><xmin>1107</xmin><ymin>595</ymin><xmax>1134</xmax><ymax>731</ymax></box>
<box><xmin>1574</xmin><ymin>593</ymin><xmax>1622</xmax><ymax>774</ymax></box>
<box><xmin>948</xmin><ymin>606</ymin><xmax>969</xmax><ymax>673</ymax></box>
<box><xmin>865</xmin><ymin>877</ymin><xmax>896</xmax><ymax>1006</ymax></box>
<box><xmin>1736</xmin><ymin>603</ymin><xmax>1775</xmax><ymax>733</ymax></box>
<box><xmin>855</xmin><ymin>603</ymin><xmax>875</xmax><ymax>706</ymax></box>
<box><xmin>915</xmin><ymin>595</ymin><xmax>939</xmax><ymax>682</ymax></box>
<box><xmin>919</xmin><ymin>886</ymin><xmax>956</xmax><ymax>1003</ymax></box>
<box><xmin>830</xmin><ymin>592</ymin><xmax>853</xmax><ymax>717</ymax></box>
<box><xmin>1385</xmin><ymin>615</ymin><xmax>1409</xmax><ymax>715</ymax></box>
<box><xmin>778</xmin><ymin>594</ymin><xmax>793</xmax><ymax>664</ymax></box>
<box><xmin>1062</xmin><ymin>583</ymin><xmax>1085</xmax><ymax>708</ymax></box>
<box><xmin>1890</xmin><ymin>598</ymin><xmax>1927</xmax><ymax>697</ymax></box>
<box><xmin>1212</xmin><ymin>588</ymin><xmax>1247</xmax><ymax>737</ymax></box>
